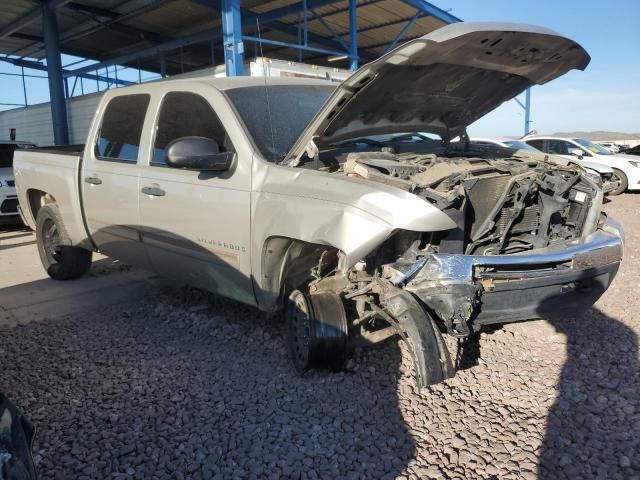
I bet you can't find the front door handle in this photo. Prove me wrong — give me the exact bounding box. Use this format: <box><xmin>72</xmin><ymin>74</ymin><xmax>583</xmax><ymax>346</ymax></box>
<box><xmin>84</xmin><ymin>176</ymin><xmax>102</xmax><ymax>185</ymax></box>
<box><xmin>141</xmin><ymin>186</ymin><xmax>166</xmax><ymax>197</ymax></box>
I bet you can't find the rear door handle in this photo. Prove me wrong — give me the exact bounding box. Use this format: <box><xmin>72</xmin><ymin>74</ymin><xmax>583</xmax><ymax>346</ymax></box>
<box><xmin>141</xmin><ymin>186</ymin><xmax>166</xmax><ymax>197</ymax></box>
<box><xmin>84</xmin><ymin>176</ymin><xmax>102</xmax><ymax>185</ymax></box>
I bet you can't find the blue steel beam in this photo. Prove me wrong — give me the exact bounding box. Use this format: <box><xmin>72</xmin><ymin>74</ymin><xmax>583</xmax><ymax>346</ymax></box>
<box><xmin>0</xmin><ymin>0</ymin><xmax>72</xmax><ymax>40</ymax></box>
<box><xmin>64</xmin><ymin>10</ymin><xmax>377</xmax><ymax>79</ymax></box>
<box><xmin>348</xmin><ymin>0</ymin><xmax>357</xmax><ymax>70</ymax></box>
<box><xmin>384</xmin><ymin>10</ymin><xmax>421</xmax><ymax>52</ymax></box>
<box><xmin>42</xmin><ymin>2</ymin><xmax>69</xmax><ymax>145</ymax></box>
<box><xmin>221</xmin><ymin>0</ymin><xmax>244</xmax><ymax>76</ymax></box>
<box><xmin>514</xmin><ymin>89</ymin><xmax>533</xmax><ymax>135</ymax></box>
<box><xmin>242</xmin><ymin>36</ymin><xmax>345</xmax><ymax>57</ymax></box>
<box><xmin>309</xmin><ymin>9</ymin><xmax>349</xmax><ymax>52</ymax></box>
<box><xmin>524</xmin><ymin>88</ymin><xmax>531</xmax><ymax>135</ymax></box>
<box><xmin>0</xmin><ymin>57</ymin><xmax>134</xmax><ymax>87</ymax></box>
<box><xmin>397</xmin><ymin>0</ymin><xmax>461</xmax><ymax>23</ymax></box>
<box><xmin>197</xmin><ymin>0</ymin><xmax>378</xmax><ymax>61</ymax></box>
<box><xmin>258</xmin><ymin>20</ymin><xmax>377</xmax><ymax>62</ymax></box>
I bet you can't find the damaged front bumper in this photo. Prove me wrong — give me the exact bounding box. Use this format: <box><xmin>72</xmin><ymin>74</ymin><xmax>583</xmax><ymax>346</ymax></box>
<box><xmin>393</xmin><ymin>217</ymin><xmax>624</xmax><ymax>333</ymax></box>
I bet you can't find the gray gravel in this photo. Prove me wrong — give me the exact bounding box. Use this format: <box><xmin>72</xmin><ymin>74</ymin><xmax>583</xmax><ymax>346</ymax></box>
<box><xmin>1</xmin><ymin>195</ymin><xmax>639</xmax><ymax>480</ymax></box>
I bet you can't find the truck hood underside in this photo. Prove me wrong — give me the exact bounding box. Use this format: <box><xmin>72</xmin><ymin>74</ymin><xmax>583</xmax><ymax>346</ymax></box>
<box><xmin>286</xmin><ymin>22</ymin><xmax>590</xmax><ymax>163</ymax></box>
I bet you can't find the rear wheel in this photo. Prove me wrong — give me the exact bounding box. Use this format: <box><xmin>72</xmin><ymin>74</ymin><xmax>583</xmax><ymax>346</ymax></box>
<box><xmin>286</xmin><ymin>289</ymin><xmax>349</xmax><ymax>374</ymax></box>
<box><xmin>610</xmin><ymin>168</ymin><xmax>628</xmax><ymax>195</ymax></box>
<box><xmin>36</xmin><ymin>204</ymin><xmax>92</xmax><ymax>280</ymax></box>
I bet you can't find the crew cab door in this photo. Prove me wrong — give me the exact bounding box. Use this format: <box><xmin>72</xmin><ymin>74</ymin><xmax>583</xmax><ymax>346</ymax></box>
<box><xmin>80</xmin><ymin>93</ymin><xmax>152</xmax><ymax>268</ymax></box>
<box><xmin>138</xmin><ymin>87</ymin><xmax>255</xmax><ymax>305</ymax></box>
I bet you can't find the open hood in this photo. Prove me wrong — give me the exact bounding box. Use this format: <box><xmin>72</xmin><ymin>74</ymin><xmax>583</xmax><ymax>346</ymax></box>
<box><xmin>286</xmin><ymin>22</ymin><xmax>590</xmax><ymax>163</ymax></box>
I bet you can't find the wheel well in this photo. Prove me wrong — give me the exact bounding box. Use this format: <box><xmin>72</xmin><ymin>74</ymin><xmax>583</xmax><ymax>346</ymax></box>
<box><xmin>260</xmin><ymin>236</ymin><xmax>340</xmax><ymax>312</ymax></box>
<box><xmin>27</xmin><ymin>189</ymin><xmax>56</xmax><ymax>221</ymax></box>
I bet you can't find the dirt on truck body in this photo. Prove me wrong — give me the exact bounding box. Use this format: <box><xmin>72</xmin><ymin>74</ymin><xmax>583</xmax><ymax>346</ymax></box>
<box><xmin>14</xmin><ymin>22</ymin><xmax>623</xmax><ymax>389</ymax></box>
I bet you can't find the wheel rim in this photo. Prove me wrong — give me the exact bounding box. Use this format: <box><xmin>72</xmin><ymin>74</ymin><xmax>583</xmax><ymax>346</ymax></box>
<box><xmin>611</xmin><ymin>171</ymin><xmax>625</xmax><ymax>194</ymax></box>
<box><xmin>289</xmin><ymin>292</ymin><xmax>312</xmax><ymax>369</ymax></box>
<box><xmin>42</xmin><ymin>218</ymin><xmax>62</xmax><ymax>264</ymax></box>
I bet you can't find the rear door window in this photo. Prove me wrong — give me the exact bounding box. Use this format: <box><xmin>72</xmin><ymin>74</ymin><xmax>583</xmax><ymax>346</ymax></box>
<box><xmin>546</xmin><ymin>140</ymin><xmax>570</xmax><ymax>155</ymax></box>
<box><xmin>96</xmin><ymin>94</ymin><xmax>150</xmax><ymax>162</ymax></box>
<box><xmin>525</xmin><ymin>139</ymin><xmax>545</xmax><ymax>152</ymax></box>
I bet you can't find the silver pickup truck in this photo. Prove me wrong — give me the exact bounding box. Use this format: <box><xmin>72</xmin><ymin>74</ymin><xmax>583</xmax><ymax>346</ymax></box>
<box><xmin>14</xmin><ymin>22</ymin><xmax>623</xmax><ymax>388</ymax></box>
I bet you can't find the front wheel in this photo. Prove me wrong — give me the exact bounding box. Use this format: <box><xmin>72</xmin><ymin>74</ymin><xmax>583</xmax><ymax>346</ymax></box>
<box><xmin>286</xmin><ymin>289</ymin><xmax>349</xmax><ymax>374</ymax></box>
<box><xmin>36</xmin><ymin>204</ymin><xmax>92</xmax><ymax>280</ymax></box>
<box><xmin>610</xmin><ymin>168</ymin><xmax>628</xmax><ymax>196</ymax></box>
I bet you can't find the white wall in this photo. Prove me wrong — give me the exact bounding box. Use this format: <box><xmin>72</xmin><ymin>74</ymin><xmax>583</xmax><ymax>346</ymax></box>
<box><xmin>0</xmin><ymin>59</ymin><xmax>348</xmax><ymax>146</ymax></box>
<box><xmin>0</xmin><ymin>91</ymin><xmax>103</xmax><ymax>146</ymax></box>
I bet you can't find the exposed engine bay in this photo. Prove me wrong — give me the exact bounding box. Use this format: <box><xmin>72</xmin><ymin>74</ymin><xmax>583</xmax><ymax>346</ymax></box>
<box><xmin>290</xmin><ymin>144</ymin><xmax>607</xmax><ymax>388</ymax></box>
<box><xmin>337</xmin><ymin>149</ymin><xmax>598</xmax><ymax>256</ymax></box>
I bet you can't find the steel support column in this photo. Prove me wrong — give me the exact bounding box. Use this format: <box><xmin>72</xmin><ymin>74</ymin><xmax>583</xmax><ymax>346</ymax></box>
<box><xmin>349</xmin><ymin>0</ymin><xmax>357</xmax><ymax>71</ymax></box>
<box><xmin>222</xmin><ymin>0</ymin><xmax>244</xmax><ymax>76</ymax></box>
<box><xmin>42</xmin><ymin>3</ymin><xmax>69</xmax><ymax>145</ymax></box>
<box><xmin>524</xmin><ymin>88</ymin><xmax>531</xmax><ymax>136</ymax></box>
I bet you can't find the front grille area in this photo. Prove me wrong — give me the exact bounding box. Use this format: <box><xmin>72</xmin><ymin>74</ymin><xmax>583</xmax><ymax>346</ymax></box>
<box><xmin>6</xmin><ymin>180</ymin><xmax>15</xmax><ymax>187</ymax></box>
<box><xmin>465</xmin><ymin>174</ymin><xmax>512</xmax><ymax>237</ymax></box>
<box><xmin>0</xmin><ymin>198</ymin><xmax>19</xmax><ymax>213</ymax></box>
<box><xmin>496</xmin><ymin>205</ymin><xmax>540</xmax><ymax>235</ymax></box>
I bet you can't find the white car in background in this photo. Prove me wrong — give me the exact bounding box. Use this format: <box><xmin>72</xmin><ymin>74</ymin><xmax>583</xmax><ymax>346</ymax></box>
<box><xmin>523</xmin><ymin>136</ymin><xmax>640</xmax><ymax>195</ymax></box>
<box><xmin>597</xmin><ymin>141</ymin><xmax>622</xmax><ymax>153</ymax></box>
<box><xmin>470</xmin><ymin>137</ymin><xmax>618</xmax><ymax>194</ymax></box>
<box><xmin>0</xmin><ymin>141</ymin><xmax>35</xmax><ymax>219</ymax></box>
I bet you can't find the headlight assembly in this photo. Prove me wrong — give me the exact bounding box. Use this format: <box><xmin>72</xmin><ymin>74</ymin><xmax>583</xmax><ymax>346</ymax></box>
<box><xmin>585</xmin><ymin>173</ymin><xmax>602</xmax><ymax>186</ymax></box>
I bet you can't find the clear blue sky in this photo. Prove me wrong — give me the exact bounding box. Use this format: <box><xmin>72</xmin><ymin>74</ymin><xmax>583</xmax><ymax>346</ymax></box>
<box><xmin>445</xmin><ymin>0</ymin><xmax>640</xmax><ymax>137</ymax></box>
<box><xmin>0</xmin><ymin>0</ymin><xmax>638</xmax><ymax>137</ymax></box>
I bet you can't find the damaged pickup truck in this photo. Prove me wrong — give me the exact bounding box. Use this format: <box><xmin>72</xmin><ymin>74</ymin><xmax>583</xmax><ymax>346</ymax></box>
<box><xmin>14</xmin><ymin>22</ymin><xmax>623</xmax><ymax>387</ymax></box>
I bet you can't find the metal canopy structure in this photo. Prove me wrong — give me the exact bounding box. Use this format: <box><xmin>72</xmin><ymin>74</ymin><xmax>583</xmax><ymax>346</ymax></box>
<box><xmin>0</xmin><ymin>0</ymin><xmax>479</xmax><ymax>144</ymax></box>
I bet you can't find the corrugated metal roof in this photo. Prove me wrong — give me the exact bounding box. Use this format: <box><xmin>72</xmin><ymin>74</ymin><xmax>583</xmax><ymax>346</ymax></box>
<box><xmin>0</xmin><ymin>0</ymin><xmax>454</xmax><ymax>74</ymax></box>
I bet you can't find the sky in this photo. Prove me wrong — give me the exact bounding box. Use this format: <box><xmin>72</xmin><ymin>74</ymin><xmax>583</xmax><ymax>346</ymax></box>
<box><xmin>444</xmin><ymin>0</ymin><xmax>640</xmax><ymax>137</ymax></box>
<box><xmin>0</xmin><ymin>0</ymin><xmax>638</xmax><ymax>138</ymax></box>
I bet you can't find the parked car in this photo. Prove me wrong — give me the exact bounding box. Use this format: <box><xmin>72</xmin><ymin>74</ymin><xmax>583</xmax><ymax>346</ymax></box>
<box><xmin>14</xmin><ymin>23</ymin><xmax>623</xmax><ymax>388</ymax></box>
<box><xmin>596</xmin><ymin>141</ymin><xmax>623</xmax><ymax>153</ymax></box>
<box><xmin>0</xmin><ymin>141</ymin><xmax>35</xmax><ymax>220</ymax></box>
<box><xmin>470</xmin><ymin>138</ymin><xmax>538</xmax><ymax>151</ymax></box>
<box><xmin>469</xmin><ymin>137</ymin><xmax>618</xmax><ymax>194</ymax></box>
<box><xmin>622</xmin><ymin>144</ymin><xmax>640</xmax><ymax>156</ymax></box>
<box><xmin>523</xmin><ymin>136</ymin><xmax>640</xmax><ymax>195</ymax></box>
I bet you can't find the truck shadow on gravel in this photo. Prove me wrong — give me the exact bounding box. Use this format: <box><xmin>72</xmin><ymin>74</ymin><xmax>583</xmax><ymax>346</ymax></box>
<box><xmin>539</xmin><ymin>306</ymin><xmax>640</xmax><ymax>479</ymax></box>
<box><xmin>0</xmin><ymin>284</ymin><xmax>417</xmax><ymax>480</ymax></box>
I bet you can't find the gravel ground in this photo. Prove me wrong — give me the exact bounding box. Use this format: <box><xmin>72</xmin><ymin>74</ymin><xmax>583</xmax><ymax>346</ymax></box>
<box><xmin>1</xmin><ymin>195</ymin><xmax>639</xmax><ymax>480</ymax></box>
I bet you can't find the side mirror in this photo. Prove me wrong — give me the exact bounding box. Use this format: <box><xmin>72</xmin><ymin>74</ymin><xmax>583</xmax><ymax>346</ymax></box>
<box><xmin>567</xmin><ymin>147</ymin><xmax>583</xmax><ymax>158</ymax></box>
<box><xmin>165</xmin><ymin>136</ymin><xmax>233</xmax><ymax>171</ymax></box>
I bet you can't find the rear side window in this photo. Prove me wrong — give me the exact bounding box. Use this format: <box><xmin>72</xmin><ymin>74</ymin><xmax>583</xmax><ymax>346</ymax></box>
<box><xmin>152</xmin><ymin>92</ymin><xmax>232</xmax><ymax>165</ymax></box>
<box><xmin>96</xmin><ymin>94</ymin><xmax>150</xmax><ymax>162</ymax></box>
<box><xmin>525</xmin><ymin>139</ymin><xmax>545</xmax><ymax>151</ymax></box>
<box><xmin>546</xmin><ymin>140</ymin><xmax>570</xmax><ymax>155</ymax></box>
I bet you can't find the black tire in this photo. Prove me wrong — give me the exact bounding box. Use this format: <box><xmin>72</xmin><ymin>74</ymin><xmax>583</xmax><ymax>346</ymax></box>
<box><xmin>36</xmin><ymin>203</ymin><xmax>92</xmax><ymax>280</ymax></box>
<box><xmin>610</xmin><ymin>168</ymin><xmax>628</xmax><ymax>195</ymax></box>
<box><xmin>286</xmin><ymin>289</ymin><xmax>348</xmax><ymax>374</ymax></box>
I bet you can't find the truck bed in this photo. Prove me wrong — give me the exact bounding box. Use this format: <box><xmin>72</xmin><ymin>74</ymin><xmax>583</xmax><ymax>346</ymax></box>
<box><xmin>13</xmin><ymin>146</ymin><xmax>90</xmax><ymax>248</ymax></box>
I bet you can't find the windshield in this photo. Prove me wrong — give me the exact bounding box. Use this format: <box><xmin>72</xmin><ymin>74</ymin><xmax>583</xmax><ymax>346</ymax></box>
<box><xmin>503</xmin><ymin>140</ymin><xmax>539</xmax><ymax>151</ymax></box>
<box><xmin>225</xmin><ymin>84</ymin><xmax>335</xmax><ymax>161</ymax></box>
<box><xmin>573</xmin><ymin>138</ymin><xmax>612</xmax><ymax>155</ymax></box>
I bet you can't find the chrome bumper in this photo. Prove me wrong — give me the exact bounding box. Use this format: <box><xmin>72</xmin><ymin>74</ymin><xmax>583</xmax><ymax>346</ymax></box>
<box><xmin>403</xmin><ymin>217</ymin><xmax>624</xmax><ymax>328</ymax></box>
